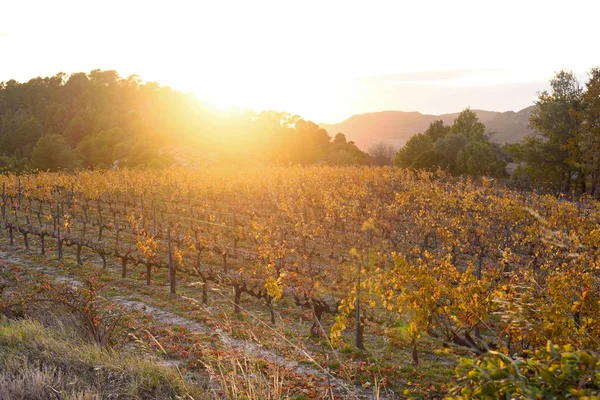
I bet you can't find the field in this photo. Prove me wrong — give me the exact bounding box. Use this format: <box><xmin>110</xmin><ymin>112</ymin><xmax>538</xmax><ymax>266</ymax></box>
<box><xmin>1</xmin><ymin>166</ymin><xmax>600</xmax><ymax>399</ymax></box>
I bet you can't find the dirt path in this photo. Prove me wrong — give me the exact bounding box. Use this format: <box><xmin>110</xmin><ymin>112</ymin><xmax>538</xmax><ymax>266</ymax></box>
<box><xmin>0</xmin><ymin>249</ymin><xmax>384</xmax><ymax>400</ymax></box>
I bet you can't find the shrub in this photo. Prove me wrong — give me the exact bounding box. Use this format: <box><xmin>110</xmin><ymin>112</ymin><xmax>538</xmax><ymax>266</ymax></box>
<box><xmin>448</xmin><ymin>342</ymin><xmax>600</xmax><ymax>399</ymax></box>
<box><xmin>1</xmin><ymin>276</ymin><xmax>127</xmax><ymax>348</ymax></box>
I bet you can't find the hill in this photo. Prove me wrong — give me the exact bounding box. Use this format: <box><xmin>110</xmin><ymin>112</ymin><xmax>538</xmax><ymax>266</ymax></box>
<box><xmin>0</xmin><ymin>69</ymin><xmax>371</xmax><ymax>171</ymax></box>
<box><xmin>320</xmin><ymin>106</ymin><xmax>535</xmax><ymax>150</ymax></box>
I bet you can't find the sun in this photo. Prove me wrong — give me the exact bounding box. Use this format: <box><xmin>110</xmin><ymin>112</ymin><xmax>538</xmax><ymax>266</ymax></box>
<box><xmin>172</xmin><ymin>67</ymin><xmax>348</xmax><ymax>123</ymax></box>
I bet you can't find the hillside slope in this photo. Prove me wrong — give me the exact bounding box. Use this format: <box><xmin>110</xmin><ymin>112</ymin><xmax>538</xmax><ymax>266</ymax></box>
<box><xmin>320</xmin><ymin>106</ymin><xmax>535</xmax><ymax>150</ymax></box>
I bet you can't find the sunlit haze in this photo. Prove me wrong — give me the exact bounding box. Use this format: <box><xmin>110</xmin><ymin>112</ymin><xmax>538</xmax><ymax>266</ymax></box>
<box><xmin>3</xmin><ymin>0</ymin><xmax>599</xmax><ymax>122</ymax></box>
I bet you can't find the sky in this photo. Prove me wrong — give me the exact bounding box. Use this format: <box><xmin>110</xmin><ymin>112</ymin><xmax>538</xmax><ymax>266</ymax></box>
<box><xmin>2</xmin><ymin>0</ymin><xmax>599</xmax><ymax>123</ymax></box>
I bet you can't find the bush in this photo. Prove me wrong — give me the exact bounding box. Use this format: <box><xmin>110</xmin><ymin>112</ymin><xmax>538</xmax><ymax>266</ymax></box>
<box><xmin>448</xmin><ymin>342</ymin><xmax>600</xmax><ymax>399</ymax></box>
<box><xmin>1</xmin><ymin>276</ymin><xmax>127</xmax><ymax>348</ymax></box>
<box><xmin>39</xmin><ymin>278</ymin><xmax>128</xmax><ymax>347</ymax></box>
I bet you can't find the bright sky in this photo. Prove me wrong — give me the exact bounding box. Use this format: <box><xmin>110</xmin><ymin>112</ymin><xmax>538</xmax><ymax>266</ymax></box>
<box><xmin>2</xmin><ymin>0</ymin><xmax>599</xmax><ymax>122</ymax></box>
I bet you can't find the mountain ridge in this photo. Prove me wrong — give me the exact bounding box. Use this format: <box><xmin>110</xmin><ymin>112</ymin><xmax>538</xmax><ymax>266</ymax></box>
<box><xmin>320</xmin><ymin>106</ymin><xmax>535</xmax><ymax>151</ymax></box>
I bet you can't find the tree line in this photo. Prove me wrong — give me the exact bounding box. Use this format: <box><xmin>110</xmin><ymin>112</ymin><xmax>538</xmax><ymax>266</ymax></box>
<box><xmin>2</xmin><ymin>67</ymin><xmax>599</xmax><ymax>194</ymax></box>
<box><xmin>393</xmin><ymin>108</ymin><xmax>507</xmax><ymax>177</ymax></box>
<box><xmin>0</xmin><ymin>70</ymin><xmax>371</xmax><ymax>172</ymax></box>
<box><xmin>394</xmin><ymin>67</ymin><xmax>600</xmax><ymax>197</ymax></box>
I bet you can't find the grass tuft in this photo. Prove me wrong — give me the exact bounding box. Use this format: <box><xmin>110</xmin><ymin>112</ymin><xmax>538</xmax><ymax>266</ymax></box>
<box><xmin>0</xmin><ymin>317</ymin><xmax>208</xmax><ymax>399</ymax></box>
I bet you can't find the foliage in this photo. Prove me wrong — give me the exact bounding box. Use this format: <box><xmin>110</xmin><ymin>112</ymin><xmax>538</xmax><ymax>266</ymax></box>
<box><xmin>1</xmin><ymin>273</ymin><xmax>127</xmax><ymax>347</ymax></box>
<box><xmin>31</xmin><ymin>134</ymin><xmax>81</xmax><ymax>171</ymax></box>
<box><xmin>449</xmin><ymin>108</ymin><xmax>486</xmax><ymax>141</ymax></box>
<box><xmin>394</xmin><ymin>110</ymin><xmax>507</xmax><ymax>177</ymax></box>
<box><xmin>2</xmin><ymin>165</ymin><xmax>600</xmax><ymax>397</ymax></box>
<box><xmin>0</xmin><ymin>70</ymin><xmax>371</xmax><ymax>169</ymax></box>
<box><xmin>328</xmin><ymin>133</ymin><xmax>371</xmax><ymax>165</ymax></box>
<box><xmin>426</xmin><ymin>119</ymin><xmax>451</xmax><ymax>142</ymax></box>
<box><xmin>40</xmin><ymin>278</ymin><xmax>128</xmax><ymax>347</ymax></box>
<box><xmin>577</xmin><ymin>68</ymin><xmax>600</xmax><ymax>196</ymax></box>
<box><xmin>394</xmin><ymin>133</ymin><xmax>434</xmax><ymax>168</ymax></box>
<box><xmin>448</xmin><ymin>343</ymin><xmax>600</xmax><ymax>399</ymax></box>
<box><xmin>0</xmin><ymin>156</ymin><xmax>29</xmax><ymax>173</ymax></box>
<box><xmin>508</xmin><ymin>68</ymin><xmax>600</xmax><ymax>196</ymax></box>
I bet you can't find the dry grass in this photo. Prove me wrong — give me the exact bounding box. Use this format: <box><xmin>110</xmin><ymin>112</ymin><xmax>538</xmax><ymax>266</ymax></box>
<box><xmin>0</xmin><ymin>264</ymin><xmax>292</xmax><ymax>400</ymax></box>
<box><xmin>205</xmin><ymin>355</ymin><xmax>286</xmax><ymax>400</ymax></box>
<box><xmin>0</xmin><ymin>317</ymin><xmax>208</xmax><ymax>399</ymax></box>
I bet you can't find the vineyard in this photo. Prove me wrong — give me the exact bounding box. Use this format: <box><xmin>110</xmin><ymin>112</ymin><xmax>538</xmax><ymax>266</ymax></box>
<box><xmin>1</xmin><ymin>166</ymin><xmax>600</xmax><ymax>399</ymax></box>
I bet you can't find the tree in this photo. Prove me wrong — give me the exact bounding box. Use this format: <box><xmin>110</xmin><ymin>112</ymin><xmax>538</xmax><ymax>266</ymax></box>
<box><xmin>393</xmin><ymin>112</ymin><xmax>505</xmax><ymax>177</ymax></box>
<box><xmin>125</xmin><ymin>141</ymin><xmax>172</xmax><ymax>168</ymax></box>
<box><xmin>394</xmin><ymin>133</ymin><xmax>434</xmax><ymax>168</ymax></box>
<box><xmin>411</xmin><ymin>150</ymin><xmax>440</xmax><ymax>170</ymax></box>
<box><xmin>512</xmin><ymin>71</ymin><xmax>583</xmax><ymax>192</ymax></box>
<box><xmin>89</xmin><ymin>69</ymin><xmax>120</xmax><ymax>87</ymax></box>
<box><xmin>0</xmin><ymin>156</ymin><xmax>29</xmax><ymax>173</ymax></box>
<box><xmin>77</xmin><ymin>128</ymin><xmax>124</xmax><ymax>168</ymax></box>
<box><xmin>65</xmin><ymin>115</ymin><xmax>88</xmax><ymax>144</ymax></box>
<box><xmin>290</xmin><ymin>119</ymin><xmax>331</xmax><ymax>164</ymax></box>
<box><xmin>425</xmin><ymin>119</ymin><xmax>450</xmax><ymax>141</ymax></box>
<box><xmin>15</xmin><ymin>117</ymin><xmax>43</xmax><ymax>157</ymax></box>
<box><xmin>577</xmin><ymin>68</ymin><xmax>600</xmax><ymax>197</ymax></box>
<box><xmin>328</xmin><ymin>133</ymin><xmax>370</xmax><ymax>165</ymax></box>
<box><xmin>435</xmin><ymin>133</ymin><xmax>468</xmax><ymax>174</ymax></box>
<box><xmin>436</xmin><ymin>110</ymin><xmax>506</xmax><ymax>177</ymax></box>
<box><xmin>0</xmin><ymin>115</ymin><xmax>43</xmax><ymax>158</ymax></box>
<box><xmin>333</xmin><ymin>132</ymin><xmax>347</xmax><ymax>144</ymax></box>
<box><xmin>457</xmin><ymin>141</ymin><xmax>507</xmax><ymax>177</ymax></box>
<box><xmin>368</xmin><ymin>141</ymin><xmax>395</xmax><ymax>166</ymax></box>
<box><xmin>450</xmin><ymin>108</ymin><xmax>486</xmax><ymax>141</ymax></box>
<box><xmin>31</xmin><ymin>134</ymin><xmax>81</xmax><ymax>171</ymax></box>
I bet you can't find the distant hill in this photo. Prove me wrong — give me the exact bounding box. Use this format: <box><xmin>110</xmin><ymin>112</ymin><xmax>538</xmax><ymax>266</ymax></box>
<box><xmin>320</xmin><ymin>106</ymin><xmax>535</xmax><ymax>151</ymax></box>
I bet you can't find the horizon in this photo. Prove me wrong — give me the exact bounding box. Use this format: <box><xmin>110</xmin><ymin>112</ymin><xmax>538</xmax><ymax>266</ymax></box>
<box><xmin>0</xmin><ymin>66</ymin><xmax>572</xmax><ymax>125</ymax></box>
<box><xmin>320</xmin><ymin>103</ymin><xmax>536</xmax><ymax>125</ymax></box>
<box><xmin>3</xmin><ymin>0</ymin><xmax>599</xmax><ymax>123</ymax></box>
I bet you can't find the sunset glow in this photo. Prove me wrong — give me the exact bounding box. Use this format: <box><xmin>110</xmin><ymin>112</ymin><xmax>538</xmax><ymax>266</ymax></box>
<box><xmin>2</xmin><ymin>1</ymin><xmax>600</xmax><ymax>396</ymax></box>
<box><xmin>3</xmin><ymin>0</ymin><xmax>600</xmax><ymax>122</ymax></box>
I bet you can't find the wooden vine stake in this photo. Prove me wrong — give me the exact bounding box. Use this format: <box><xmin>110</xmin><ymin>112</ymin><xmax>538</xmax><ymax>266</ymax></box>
<box><xmin>57</xmin><ymin>204</ymin><xmax>62</xmax><ymax>260</ymax></box>
<box><xmin>168</xmin><ymin>227</ymin><xmax>176</xmax><ymax>295</ymax></box>
<box><xmin>1</xmin><ymin>182</ymin><xmax>5</xmax><ymax>220</ymax></box>
<box><xmin>355</xmin><ymin>228</ymin><xmax>369</xmax><ymax>350</ymax></box>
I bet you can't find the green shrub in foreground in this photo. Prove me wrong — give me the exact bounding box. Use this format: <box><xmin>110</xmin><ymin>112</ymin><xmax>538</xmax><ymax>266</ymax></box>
<box><xmin>448</xmin><ymin>342</ymin><xmax>600</xmax><ymax>399</ymax></box>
